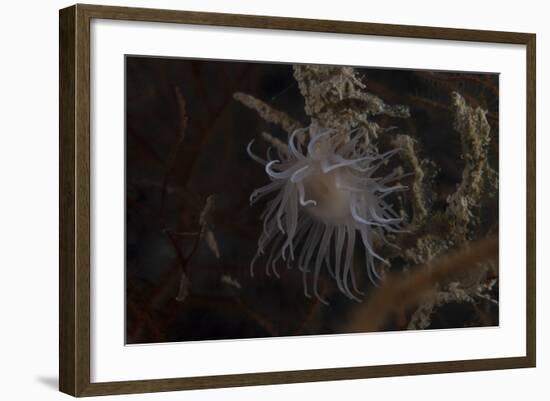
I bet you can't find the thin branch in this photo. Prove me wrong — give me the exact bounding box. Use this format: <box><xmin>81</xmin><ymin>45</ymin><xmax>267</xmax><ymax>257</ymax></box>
<box><xmin>234</xmin><ymin>92</ymin><xmax>301</xmax><ymax>134</ymax></box>
<box><xmin>345</xmin><ymin>237</ymin><xmax>498</xmax><ymax>333</ymax></box>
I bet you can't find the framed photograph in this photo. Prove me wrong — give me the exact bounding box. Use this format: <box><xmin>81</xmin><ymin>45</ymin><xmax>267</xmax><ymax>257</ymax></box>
<box><xmin>59</xmin><ymin>4</ymin><xmax>536</xmax><ymax>397</ymax></box>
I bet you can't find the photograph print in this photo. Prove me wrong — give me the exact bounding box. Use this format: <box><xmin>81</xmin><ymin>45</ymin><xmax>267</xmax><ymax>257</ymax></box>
<box><xmin>125</xmin><ymin>56</ymin><xmax>499</xmax><ymax>344</ymax></box>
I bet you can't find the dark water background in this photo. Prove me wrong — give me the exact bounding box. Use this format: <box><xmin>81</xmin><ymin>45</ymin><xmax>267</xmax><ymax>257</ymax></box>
<box><xmin>125</xmin><ymin>56</ymin><xmax>499</xmax><ymax>344</ymax></box>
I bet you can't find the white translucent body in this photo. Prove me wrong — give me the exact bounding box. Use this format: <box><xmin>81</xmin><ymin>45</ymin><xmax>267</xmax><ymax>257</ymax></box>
<box><xmin>248</xmin><ymin>127</ymin><xmax>406</xmax><ymax>303</ymax></box>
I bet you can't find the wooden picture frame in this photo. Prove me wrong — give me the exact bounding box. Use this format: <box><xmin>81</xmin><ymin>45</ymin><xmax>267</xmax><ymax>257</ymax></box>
<box><xmin>59</xmin><ymin>3</ymin><xmax>536</xmax><ymax>397</ymax></box>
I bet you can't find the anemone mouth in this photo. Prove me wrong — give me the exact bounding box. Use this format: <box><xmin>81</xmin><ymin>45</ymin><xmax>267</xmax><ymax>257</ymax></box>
<box><xmin>302</xmin><ymin>167</ymin><xmax>354</xmax><ymax>226</ymax></box>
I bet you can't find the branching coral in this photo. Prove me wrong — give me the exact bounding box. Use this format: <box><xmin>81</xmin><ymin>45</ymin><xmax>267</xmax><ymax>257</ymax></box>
<box><xmin>401</xmin><ymin>92</ymin><xmax>498</xmax><ymax>329</ymax></box>
<box><xmin>293</xmin><ymin>65</ymin><xmax>409</xmax><ymax>146</ymax></box>
<box><xmin>234</xmin><ymin>92</ymin><xmax>301</xmax><ymax>135</ymax></box>
<box><xmin>345</xmin><ymin>237</ymin><xmax>497</xmax><ymax>333</ymax></box>
<box><xmin>239</xmin><ymin>65</ymin><xmax>411</xmax><ymax>302</ymax></box>
<box><xmin>236</xmin><ymin>65</ymin><xmax>498</xmax><ymax>324</ymax></box>
<box><xmin>446</xmin><ymin>91</ymin><xmax>497</xmax><ymax>240</ymax></box>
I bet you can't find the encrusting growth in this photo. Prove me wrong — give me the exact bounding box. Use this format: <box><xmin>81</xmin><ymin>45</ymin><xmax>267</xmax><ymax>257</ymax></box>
<box><xmin>236</xmin><ymin>65</ymin><xmax>498</xmax><ymax>314</ymax></box>
<box><xmin>239</xmin><ymin>65</ymin><xmax>411</xmax><ymax>302</ymax></box>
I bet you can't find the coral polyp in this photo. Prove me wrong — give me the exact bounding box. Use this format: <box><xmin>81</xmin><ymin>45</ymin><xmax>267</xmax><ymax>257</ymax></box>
<box><xmin>248</xmin><ymin>125</ymin><xmax>407</xmax><ymax>303</ymax></box>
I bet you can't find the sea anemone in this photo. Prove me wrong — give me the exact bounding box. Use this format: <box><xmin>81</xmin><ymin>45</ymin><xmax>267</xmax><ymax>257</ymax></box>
<box><xmin>248</xmin><ymin>125</ymin><xmax>407</xmax><ymax>303</ymax></box>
